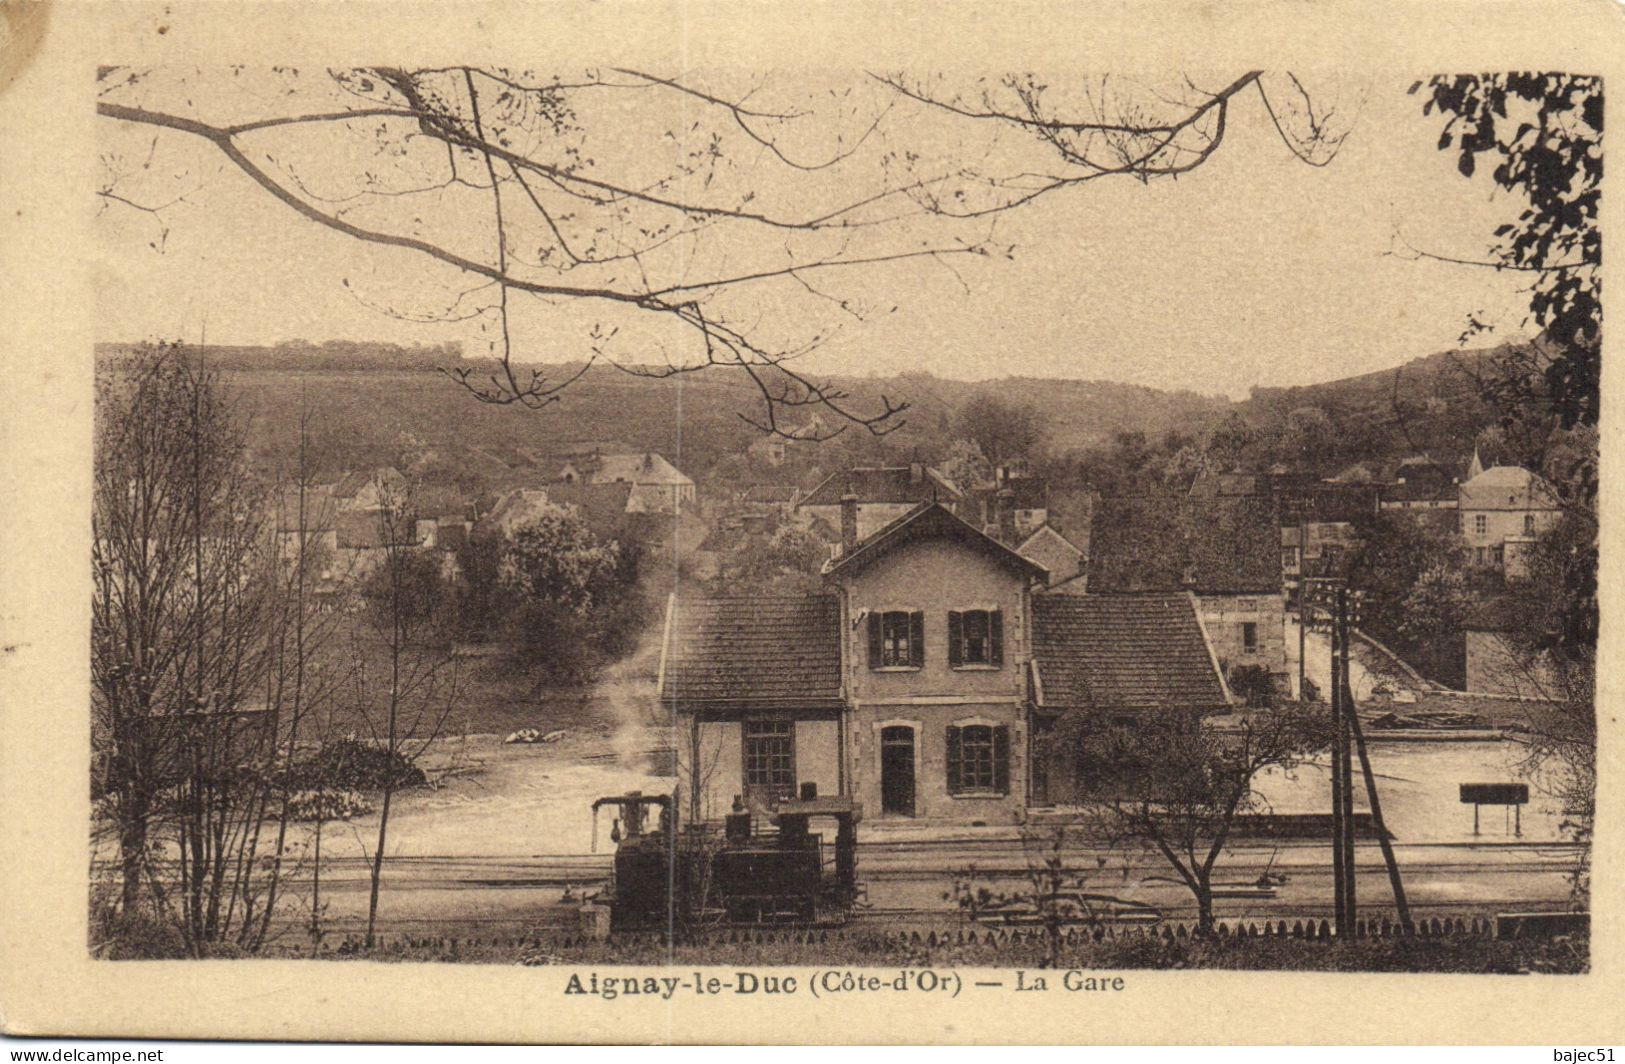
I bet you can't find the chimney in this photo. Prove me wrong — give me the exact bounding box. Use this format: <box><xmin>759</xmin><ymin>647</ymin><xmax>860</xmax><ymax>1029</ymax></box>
<box><xmin>840</xmin><ymin>493</ymin><xmax>859</xmax><ymax>552</ymax></box>
<box><xmin>996</xmin><ymin>487</ymin><xmax>1016</xmax><ymax>544</ymax></box>
<box><xmin>909</xmin><ymin>462</ymin><xmax>924</xmax><ymax>484</ymax></box>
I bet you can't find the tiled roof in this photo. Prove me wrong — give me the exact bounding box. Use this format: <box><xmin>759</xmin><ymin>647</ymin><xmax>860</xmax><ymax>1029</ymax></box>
<box><xmin>1276</xmin><ymin>482</ymin><xmax>1379</xmax><ymax>523</ymax></box>
<box><xmin>660</xmin><ymin>595</ymin><xmax>843</xmax><ymax>705</ymax></box>
<box><xmin>1032</xmin><ymin>593</ymin><xmax>1229</xmax><ymax>712</ymax></box>
<box><xmin>824</xmin><ymin>502</ymin><xmax>1048</xmax><ymax>581</ymax></box>
<box><xmin>1381</xmin><ymin>480</ymin><xmax>1458</xmax><ymax>503</ymax></box>
<box><xmin>1018</xmin><ymin>523</ymin><xmax>1083</xmax><ymax>559</ymax></box>
<box><xmin>1459</xmin><ymin>466</ymin><xmax>1561</xmax><ymax>511</ymax></box>
<box><xmin>742</xmin><ymin>484</ymin><xmax>800</xmax><ymax>504</ymax></box>
<box><xmin>1089</xmin><ymin>495</ymin><xmax>1281</xmax><ymax>594</ymax></box>
<box><xmin>331</xmin><ymin>467</ymin><xmax>403</xmax><ymax>499</ymax></box>
<box><xmin>593</xmin><ymin>452</ymin><xmax>693</xmax><ymax>487</ymax></box>
<box><xmin>542</xmin><ymin>481</ymin><xmax>635</xmax><ymax>535</ymax></box>
<box><xmin>798</xmin><ymin>465</ymin><xmax>961</xmax><ymax>508</ymax></box>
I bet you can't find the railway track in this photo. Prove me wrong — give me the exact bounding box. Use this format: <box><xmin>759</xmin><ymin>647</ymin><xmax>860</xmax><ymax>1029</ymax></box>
<box><xmin>239</xmin><ymin>896</ymin><xmax>1560</xmax><ymax>936</ymax></box>
<box><xmin>94</xmin><ymin>837</ymin><xmax>1581</xmax><ymax>938</ymax></box>
<box><xmin>91</xmin><ymin>837</ymin><xmax>1582</xmax><ymax>887</ymax></box>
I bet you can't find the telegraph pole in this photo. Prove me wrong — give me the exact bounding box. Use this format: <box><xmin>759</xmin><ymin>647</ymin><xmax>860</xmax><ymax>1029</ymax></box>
<box><xmin>1336</xmin><ymin>585</ymin><xmax>1357</xmax><ymax>930</ymax></box>
<box><xmin>1296</xmin><ymin>523</ymin><xmax>1307</xmax><ymax>701</ymax></box>
<box><xmin>1309</xmin><ymin>578</ymin><xmax>1349</xmax><ymax>934</ymax></box>
<box><xmin>1332</xmin><ymin>588</ymin><xmax>1345</xmax><ymax>935</ymax></box>
<box><xmin>1307</xmin><ymin>578</ymin><xmax>1409</xmax><ymax>936</ymax></box>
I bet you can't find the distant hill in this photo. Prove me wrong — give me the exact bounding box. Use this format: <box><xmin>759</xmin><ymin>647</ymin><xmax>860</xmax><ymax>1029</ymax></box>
<box><xmin>1235</xmin><ymin>342</ymin><xmax>1517</xmax><ymax>477</ymax></box>
<box><xmin>95</xmin><ymin>339</ymin><xmax>463</xmax><ymax>372</ymax></box>
<box><xmin>1242</xmin><ymin>344</ymin><xmax>1506</xmax><ymax>417</ymax></box>
<box><xmin>94</xmin><ymin>339</ymin><xmax>1522</xmax><ymax>487</ymax></box>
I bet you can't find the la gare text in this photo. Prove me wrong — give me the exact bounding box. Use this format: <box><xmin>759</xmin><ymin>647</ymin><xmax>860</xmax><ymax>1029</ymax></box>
<box><xmin>561</xmin><ymin>969</ymin><xmax>1128</xmax><ymax>1000</ymax></box>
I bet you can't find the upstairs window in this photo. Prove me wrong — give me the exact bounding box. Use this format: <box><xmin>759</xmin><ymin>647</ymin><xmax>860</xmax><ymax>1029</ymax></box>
<box><xmin>948</xmin><ymin>609</ymin><xmax>1004</xmax><ymax>668</ymax></box>
<box><xmin>1242</xmin><ymin>622</ymin><xmax>1259</xmax><ymax>653</ymax></box>
<box><xmin>1474</xmin><ymin>514</ymin><xmax>1488</xmax><ymax>535</ymax></box>
<box><xmin>947</xmin><ymin>724</ymin><xmax>1010</xmax><ymax>795</ymax></box>
<box><xmin>1524</xmin><ymin>514</ymin><xmax>1536</xmax><ymax>535</ymax></box>
<box><xmin>868</xmin><ymin>610</ymin><xmax>924</xmax><ymax>669</ymax></box>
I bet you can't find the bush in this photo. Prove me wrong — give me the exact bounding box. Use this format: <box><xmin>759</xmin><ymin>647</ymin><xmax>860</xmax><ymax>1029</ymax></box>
<box><xmin>293</xmin><ymin>739</ymin><xmax>426</xmax><ymax>793</ymax></box>
<box><xmin>90</xmin><ymin>885</ymin><xmax>187</xmax><ymax>960</ymax></box>
<box><xmin>286</xmin><ymin>789</ymin><xmax>374</xmax><ymax>822</ymax></box>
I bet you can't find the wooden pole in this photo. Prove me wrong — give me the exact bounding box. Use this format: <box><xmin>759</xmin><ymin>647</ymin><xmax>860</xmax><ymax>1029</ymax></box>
<box><xmin>1344</xmin><ymin>671</ymin><xmax>1413</xmax><ymax>930</ymax></box>
<box><xmin>1297</xmin><ymin>549</ymin><xmax>1307</xmax><ymax>700</ymax></box>
<box><xmin>1338</xmin><ymin>588</ymin><xmax>1357</xmax><ymax>930</ymax></box>
<box><xmin>1327</xmin><ymin>588</ymin><xmax>1348</xmax><ymax>936</ymax></box>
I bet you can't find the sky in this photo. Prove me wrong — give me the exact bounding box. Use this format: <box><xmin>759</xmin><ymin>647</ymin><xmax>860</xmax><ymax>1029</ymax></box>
<box><xmin>94</xmin><ymin>70</ymin><xmax>1537</xmax><ymax>399</ymax></box>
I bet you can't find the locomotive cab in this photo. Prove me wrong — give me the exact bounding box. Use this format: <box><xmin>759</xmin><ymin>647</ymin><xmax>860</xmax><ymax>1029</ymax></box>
<box><xmin>590</xmin><ymin>789</ymin><xmax>862</xmax><ymax>932</ymax></box>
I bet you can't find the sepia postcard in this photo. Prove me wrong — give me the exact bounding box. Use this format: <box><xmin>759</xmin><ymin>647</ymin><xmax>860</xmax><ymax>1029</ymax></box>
<box><xmin>1</xmin><ymin>0</ymin><xmax>1622</xmax><ymax>1046</ymax></box>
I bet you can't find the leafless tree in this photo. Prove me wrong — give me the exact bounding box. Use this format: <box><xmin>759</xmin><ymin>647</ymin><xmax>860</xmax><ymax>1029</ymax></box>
<box><xmin>1058</xmin><ymin>704</ymin><xmax>1330</xmax><ymax>933</ymax></box>
<box><xmin>872</xmin><ymin>72</ymin><xmax>1355</xmax><ymax>203</ymax></box>
<box><xmin>98</xmin><ymin>68</ymin><xmax>1352</xmax><ymax>438</ymax></box>
<box><xmin>949</xmin><ymin>823</ymin><xmax>1101</xmax><ymax>968</ymax></box>
<box><xmin>346</xmin><ymin>487</ymin><xmax>461</xmax><ymax>948</ymax></box>
<box><xmin>92</xmin><ymin>345</ymin><xmax>336</xmax><ymax>955</ymax></box>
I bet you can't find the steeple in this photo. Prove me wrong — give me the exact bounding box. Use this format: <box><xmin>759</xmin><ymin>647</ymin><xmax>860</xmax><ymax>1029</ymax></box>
<box><xmin>1468</xmin><ymin>446</ymin><xmax>1485</xmax><ymax>480</ymax></box>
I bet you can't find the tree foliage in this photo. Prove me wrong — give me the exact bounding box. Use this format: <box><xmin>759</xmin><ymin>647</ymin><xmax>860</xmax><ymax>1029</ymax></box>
<box><xmin>1415</xmin><ymin>74</ymin><xmax>1601</xmax><ymax>434</ymax></box>
<box><xmin>955</xmin><ymin>394</ymin><xmax>1046</xmax><ymax>471</ymax></box>
<box><xmin>453</xmin><ymin>501</ymin><xmax>648</xmax><ymax>680</ymax></box>
<box><xmin>1417</xmin><ymin>73</ymin><xmax>1600</xmax><ymax>892</ymax></box>
<box><xmin>718</xmin><ymin>523</ymin><xmax>827</xmax><ymax>595</ymax></box>
<box><xmin>1344</xmin><ymin>511</ymin><xmax>1469</xmax><ymax>687</ymax></box>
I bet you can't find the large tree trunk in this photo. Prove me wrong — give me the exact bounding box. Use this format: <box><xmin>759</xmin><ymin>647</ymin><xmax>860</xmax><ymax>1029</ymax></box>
<box><xmin>1195</xmin><ymin>872</ymin><xmax>1215</xmax><ymax>935</ymax></box>
<box><xmin>118</xmin><ymin>796</ymin><xmax>147</xmax><ymax>913</ymax></box>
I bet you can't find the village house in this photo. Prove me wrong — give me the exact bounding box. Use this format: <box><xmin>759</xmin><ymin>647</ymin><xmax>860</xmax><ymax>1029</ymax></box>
<box><xmin>744</xmin><ymin>414</ymin><xmax>828</xmax><ymax>467</ymax></box>
<box><xmin>1027</xmin><ymin>592</ymin><xmax>1232</xmax><ymax>805</ymax></box>
<box><xmin>1088</xmin><ymin>495</ymin><xmax>1287</xmax><ymax>698</ymax></box>
<box><xmin>330</xmin><ymin>466</ymin><xmax>407</xmax><ymax>513</ymax></box>
<box><xmin>1017</xmin><ymin>524</ymin><xmax>1087</xmax><ymax>590</ymax></box>
<box><xmin>658</xmin><ymin>502</ymin><xmax>1231</xmax><ymax>824</ymax></box>
<box><xmin>963</xmin><ymin>468</ymin><xmax>1051</xmax><ymax>542</ymax></box>
<box><xmin>556</xmin><ymin>450</ymin><xmax>696</xmax><ymax>513</ymax></box>
<box><xmin>794</xmin><ymin>464</ymin><xmax>964</xmax><ymax>544</ymax></box>
<box><xmin>1379</xmin><ymin>455</ymin><xmax>1461</xmax><ymax>511</ymax></box>
<box><xmin>274</xmin><ymin>467</ymin><xmax>465</xmax><ymax>584</ymax></box>
<box><xmin>1457</xmin><ymin>462</ymin><xmax>1562</xmax><ymax>577</ymax></box>
<box><xmin>738</xmin><ymin>483</ymin><xmax>803</xmax><ymax>517</ymax></box>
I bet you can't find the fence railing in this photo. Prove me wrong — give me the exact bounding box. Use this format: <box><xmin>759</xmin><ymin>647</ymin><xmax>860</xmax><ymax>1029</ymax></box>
<box><xmin>325</xmin><ymin>911</ymin><xmax>1585</xmax><ymax>958</ymax></box>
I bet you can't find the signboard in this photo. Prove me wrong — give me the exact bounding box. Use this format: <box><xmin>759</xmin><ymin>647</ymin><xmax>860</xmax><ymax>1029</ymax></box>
<box><xmin>1459</xmin><ymin>783</ymin><xmax>1529</xmax><ymax>805</ymax></box>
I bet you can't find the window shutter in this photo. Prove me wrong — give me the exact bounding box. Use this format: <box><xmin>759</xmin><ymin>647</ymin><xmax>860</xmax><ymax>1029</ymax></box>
<box><xmin>993</xmin><ymin>726</ymin><xmax>1010</xmax><ymax>795</ymax></box>
<box><xmin>989</xmin><ymin>610</ymin><xmax>1004</xmax><ymax>666</ymax></box>
<box><xmin>909</xmin><ymin>611</ymin><xmax>925</xmax><ymax>667</ymax></box>
<box><xmin>867</xmin><ymin>611</ymin><xmax>883</xmax><ymax>669</ymax></box>
<box><xmin>946</xmin><ymin>726</ymin><xmax>962</xmax><ymax>793</ymax></box>
<box><xmin>947</xmin><ymin>611</ymin><xmax>963</xmax><ymax>668</ymax></box>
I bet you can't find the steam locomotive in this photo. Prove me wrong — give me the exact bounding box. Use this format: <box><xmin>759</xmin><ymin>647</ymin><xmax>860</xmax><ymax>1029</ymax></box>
<box><xmin>589</xmin><ymin>787</ymin><xmax>863</xmax><ymax>931</ymax></box>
